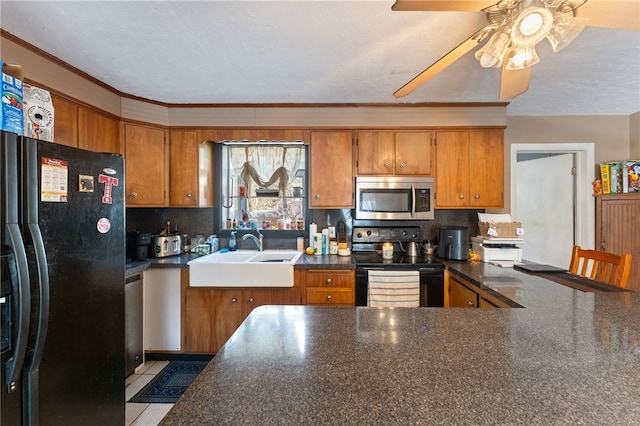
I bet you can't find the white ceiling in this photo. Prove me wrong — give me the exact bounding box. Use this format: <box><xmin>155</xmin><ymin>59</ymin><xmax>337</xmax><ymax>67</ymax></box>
<box><xmin>1</xmin><ymin>0</ymin><xmax>639</xmax><ymax>116</ymax></box>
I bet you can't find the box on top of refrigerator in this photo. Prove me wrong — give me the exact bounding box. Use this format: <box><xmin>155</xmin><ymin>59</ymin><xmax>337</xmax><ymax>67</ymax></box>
<box><xmin>23</xmin><ymin>83</ymin><xmax>54</xmax><ymax>142</ymax></box>
<box><xmin>1</xmin><ymin>61</ymin><xmax>24</xmax><ymax>134</ymax></box>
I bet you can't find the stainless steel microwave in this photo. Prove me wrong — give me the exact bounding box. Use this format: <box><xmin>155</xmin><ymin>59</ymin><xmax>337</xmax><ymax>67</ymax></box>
<box><xmin>355</xmin><ymin>176</ymin><xmax>435</xmax><ymax>220</ymax></box>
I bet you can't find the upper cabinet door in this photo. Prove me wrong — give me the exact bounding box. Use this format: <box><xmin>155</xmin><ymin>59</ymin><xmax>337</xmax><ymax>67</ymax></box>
<box><xmin>468</xmin><ymin>130</ymin><xmax>503</xmax><ymax>208</ymax></box>
<box><xmin>78</xmin><ymin>107</ymin><xmax>120</xmax><ymax>154</ymax></box>
<box><xmin>50</xmin><ymin>94</ymin><xmax>78</xmax><ymax>147</ymax></box>
<box><xmin>309</xmin><ymin>131</ymin><xmax>354</xmax><ymax>208</ymax></box>
<box><xmin>395</xmin><ymin>131</ymin><xmax>433</xmax><ymax>176</ymax></box>
<box><xmin>356</xmin><ymin>131</ymin><xmax>433</xmax><ymax>176</ymax></box>
<box><xmin>170</xmin><ymin>130</ymin><xmax>198</xmax><ymax>207</ymax></box>
<box><xmin>435</xmin><ymin>131</ymin><xmax>470</xmax><ymax>208</ymax></box>
<box><xmin>169</xmin><ymin>130</ymin><xmax>214</xmax><ymax>207</ymax></box>
<box><xmin>124</xmin><ymin>123</ymin><xmax>169</xmax><ymax>207</ymax></box>
<box><xmin>356</xmin><ymin>131</ymin><xmax>395</xmax><ymax>175</ymax></box>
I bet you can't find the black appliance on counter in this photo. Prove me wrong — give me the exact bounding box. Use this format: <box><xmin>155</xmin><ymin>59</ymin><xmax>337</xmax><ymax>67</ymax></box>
<box><xmin>352</xmin><ymin>226</ymin><xmax>444</xmax><ymax>307</ymax></box>
<box><xmin>1</xmin><ymin>130</ymin><xmax>125</xmax><ymax>425</ymax></box>
<box><xmin>436</xmin><ymin>226</ymin><xmax>469</xmax><ymax>260</ymax></box>
<box><xmin>127</xmin><ymin>231</ymin><xmax>151</xmax><ymax>260</ymax></box>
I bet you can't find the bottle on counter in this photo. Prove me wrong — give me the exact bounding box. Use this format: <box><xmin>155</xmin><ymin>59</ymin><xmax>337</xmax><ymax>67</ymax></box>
<box><xmin>229</xmin><ymin>231</ymin><xmax>237</xmax><ymax>251</ymax></box>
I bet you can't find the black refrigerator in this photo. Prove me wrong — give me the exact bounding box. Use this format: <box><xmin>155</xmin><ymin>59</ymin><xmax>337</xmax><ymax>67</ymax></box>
<box><xmin>1</xmin><ymin>130</ymin><xmax>125</xmax><ymax>425</ymax></box>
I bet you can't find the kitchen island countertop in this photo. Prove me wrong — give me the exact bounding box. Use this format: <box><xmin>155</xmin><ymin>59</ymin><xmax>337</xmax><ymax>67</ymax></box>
<box><xmin>160</xmin><ymin>260</ymin><xmax>640</xmax><ymax>425</ymax></box>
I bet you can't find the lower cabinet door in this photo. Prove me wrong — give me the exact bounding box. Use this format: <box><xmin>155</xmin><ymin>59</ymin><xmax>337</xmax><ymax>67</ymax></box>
<box><xmin>185</xmin><ymin>288</ymin><xmax>244</xmax><ymax>354</ymax></box>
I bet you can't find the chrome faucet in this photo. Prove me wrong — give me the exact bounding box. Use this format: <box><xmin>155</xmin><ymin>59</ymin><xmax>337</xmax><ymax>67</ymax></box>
<box><xmin>241</xmin><ymin>229</ymin><xmax>263</xmax><ymax>251</ymax></box>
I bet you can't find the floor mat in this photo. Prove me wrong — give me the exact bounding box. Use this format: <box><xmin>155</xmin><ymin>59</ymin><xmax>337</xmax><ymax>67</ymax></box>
<box><xmin>129</xmin><ymin>360</ymin><xmax>209</xmax><ymax>403</ymax></box>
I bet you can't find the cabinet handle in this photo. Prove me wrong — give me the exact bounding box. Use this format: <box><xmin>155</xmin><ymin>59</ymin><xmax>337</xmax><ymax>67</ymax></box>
<box><xmin>398</xmin><ymin>162</ymin><xmax>406</xmax><ymax>168</ymax></box>
<box><xmin>384</xmin><ymin>162</ymin><xmax>391</xmax><ymax>168</ymax></box>
<box><xmin>459</xmin><ymin>194</ymin><xmax>465</xmax><ymax>200</ymax></box>
<box><xmin>231</xmin><ymin>297</ymin><xmax>237</xmax><ymax>304</ymax></box>
<box><xmin>474</xmin><ymin>194</ymin><xmax>480</xmax><ymax>199</ymax></box>
<box><xmin>467</xmin><ymin>300</ymin><xmax>474</xmax><ymax>307</ymax></box>
<box><xmin>248</xmin><ymin>297</ymin><xmax>254</xmax><ymax>303</ymax></box>
<box><xmin>186</xmin><ymin>192</ymin><xmax>192</xmax><ymax>198</ymax></box>
<box><xmin>325</xmin><ymin>278</ymin><xmax>332</xmax><ymax>285</ymax></box>
<box><xmin>129</xmin><ymin>192</ymin><xmax>138</xmax><ymax>198</ymax></box>
<box><xmin>326</xmin><ymin>294</ymin><xmax>332</xmax><ymax>301</ymax></box>
<box><xmin>314</xmin><ymin>194</ymin><xmax>320</xmax><ymax>200</ymax></box>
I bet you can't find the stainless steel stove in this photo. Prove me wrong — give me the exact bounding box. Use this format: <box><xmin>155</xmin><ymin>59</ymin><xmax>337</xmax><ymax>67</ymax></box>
<box><xmin>351</xmin><ymin>226</ymin><xmax>445</xmax><ymax>307</ymax></box>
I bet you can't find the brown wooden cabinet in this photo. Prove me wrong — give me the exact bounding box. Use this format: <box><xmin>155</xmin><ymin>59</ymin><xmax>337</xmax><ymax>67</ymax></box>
<box><xmin>596</xmin><ymin>192</ymin><xmax>640</xmax><ymax>291</ymax></box>
<box><xmin>356</xmin><ymin>131</ymin><xmax>433</xmax><ymax>176</ymax></box>
<box><xmin>124</xmin><ymin>123</ymin><xmax>169</xmax><ymax>206</ymax></box>
<box><xmin>309</xmin><ymin>131</ymin><xmax>354</xmax><ymax>208</ymax></box>
<box><xmin>78</xmin><ymin>107</ymin><xmax>120</xmax><ymax>153</ymax></box>
<box><xmin>435</xmin><ymin>129</ymin><xmax>504</xmax><ymax>208</ymax></box>
<box><xmin>447</xmin><ymin>273</ymin><xmax>478</xmax><ymax>308</ymax></box>
<box><xmin>50</xmin><ymin>95</ymin><xmax>120</xmax><ymax>153</ymax></box>
<box><xmin>184</xmin><ymin>271</ymin><xmax>302</xmax><ymax>354</ymax></box>
<box><xmin>169</xmin><ymin>130</ymin><xmax>214</xmax><ymax>207</ymax></box>
<box><xmin>446</xmin><ymin>271</ymin><xmax>514</xmax><ymax>308</ymax></box>
<box><xmin>50</xmin><ymin>94</ymin><xmax>78</xmax><ymax>147</ymax></box>
<box><xmin>304</xmin><ymin>269</ymin><xmax>355</xmax><ymax>306</ymax></box>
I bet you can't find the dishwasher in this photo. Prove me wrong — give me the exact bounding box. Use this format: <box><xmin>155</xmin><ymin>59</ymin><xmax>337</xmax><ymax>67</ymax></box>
<box><xmin>125</xmin><ymin>272</ymin><xmax>143</xmax><ymax>377</ymax></box>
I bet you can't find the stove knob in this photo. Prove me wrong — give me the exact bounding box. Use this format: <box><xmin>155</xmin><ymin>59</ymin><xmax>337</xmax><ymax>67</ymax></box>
<box><xmin>366</xmin><ymin>230</ymin><xmax>372</xmax><ymax>236</ymax></box>
<box><xmin>357</xmin><ymin>232</ymin><xmax>363</xmax><ymax>238</ymax></box>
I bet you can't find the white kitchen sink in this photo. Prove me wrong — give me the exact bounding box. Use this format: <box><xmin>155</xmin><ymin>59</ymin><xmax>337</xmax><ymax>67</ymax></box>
<box><xmin>188</xmin><ymin>250</ymin><xmax>303</xmax><ymax>287</ymax></box>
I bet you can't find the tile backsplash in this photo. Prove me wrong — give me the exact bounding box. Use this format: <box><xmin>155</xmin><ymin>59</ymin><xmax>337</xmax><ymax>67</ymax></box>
<box><xmin>127</xmin><ymin>207</ymin><xmax>481</xmax><ymax>249</ymax></box>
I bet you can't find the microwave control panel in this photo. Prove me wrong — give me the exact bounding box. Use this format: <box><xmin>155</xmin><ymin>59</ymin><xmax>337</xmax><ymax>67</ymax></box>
<box><xmin>414</xmin><ymin>188</ymin><xmax>431</xmax><ymax>212</ymax></box>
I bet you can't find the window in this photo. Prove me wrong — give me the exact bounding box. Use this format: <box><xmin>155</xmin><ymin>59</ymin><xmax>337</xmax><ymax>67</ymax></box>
<box><xmin>220</xmin><ymin>142</ymin><xmax>306</xmax><ymax>230</ymax></box>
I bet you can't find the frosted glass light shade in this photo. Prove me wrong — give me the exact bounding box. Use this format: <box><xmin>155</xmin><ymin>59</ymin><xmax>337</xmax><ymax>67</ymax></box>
<box><xmin>506</xmin><ymin>45</ymin><xmax>540</xmax><ymax>70</ymax></box>
<box><xmin>546</xmin><ymin>13</ymin><xmax>588</xmax><ymax>53</ymax></box>
<box><xmin>511</xmin><ymin>6</ymin><xmax>554</xmax><ymax>47</ymax></box>
<box><xmin>474</xmin><ymin>29</ymin><xmax>511</xmax><ymax>68</ymax></box>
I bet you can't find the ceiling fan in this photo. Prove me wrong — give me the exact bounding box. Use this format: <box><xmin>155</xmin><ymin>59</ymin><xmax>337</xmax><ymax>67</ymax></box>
<box><xmin>392</xmin><ymin>0</ymin><xmax>640</xmax><ymax>100</ymax></box>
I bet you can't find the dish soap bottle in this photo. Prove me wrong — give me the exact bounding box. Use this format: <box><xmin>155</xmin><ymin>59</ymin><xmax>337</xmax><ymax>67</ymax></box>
<box><xmin>229</xmin><ymin>231</ymin><xmax>237</xmax><ymax>251</ymax></box>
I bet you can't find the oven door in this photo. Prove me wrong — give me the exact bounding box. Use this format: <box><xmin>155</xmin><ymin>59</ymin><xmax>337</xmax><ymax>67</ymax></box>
<box><xmin>355</xmin><ymin>266</ymin><xmax>444</xmax><ymax>307</ymax></box>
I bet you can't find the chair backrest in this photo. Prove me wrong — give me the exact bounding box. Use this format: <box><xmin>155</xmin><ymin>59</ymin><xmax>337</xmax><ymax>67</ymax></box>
<box><xmin>569</xmin><ymin>246</ymin><xmax>632</xmax><ymax>288</ymax></box>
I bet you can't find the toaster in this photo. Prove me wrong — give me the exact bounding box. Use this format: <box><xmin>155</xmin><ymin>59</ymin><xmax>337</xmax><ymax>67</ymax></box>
<box><xmin>151</xmin><ymin>235</ymin><xmax>183</xmax><ymax>258</ymax></box>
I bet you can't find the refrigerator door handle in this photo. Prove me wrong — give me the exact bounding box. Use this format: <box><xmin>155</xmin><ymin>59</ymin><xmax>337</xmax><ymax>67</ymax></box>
<box><xmin>2</xmin><ymin>132</ymin><xmax>32</xmax><ymax>394</ymax></box>
<box><xmin>23</xmin><ymin>138</ymin><xmax>50</xmax><ymax>425</ymax></box>
<box><xmin>4</xmin><ymin>225</ymin><xmax>31</xmax><ymax>394</ymax></box>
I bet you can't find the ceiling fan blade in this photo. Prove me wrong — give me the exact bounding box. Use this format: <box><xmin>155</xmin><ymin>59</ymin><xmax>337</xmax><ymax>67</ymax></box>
<box><xmin>499</xmin><ymin>49</ymin><xmax>532</xmax><ymax>100</ymax></box>
<box><xmin>578</xmin><ymin>0</ymin><xmax>639</xmax><ymax>32</ymax></box>
<box><xmin>394</xmin><ymin>30</ymin><xmax>483</xmax><ymax>98</ymax></box>
<box><xmin>391</xmin><ymin>0</ymin><xmax>495</xmax><ymax>12</ymax></box>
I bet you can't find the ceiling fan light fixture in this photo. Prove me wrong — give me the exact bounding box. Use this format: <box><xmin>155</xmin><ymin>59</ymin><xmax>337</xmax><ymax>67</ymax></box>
<box><xmin>474</xmin><ymin>29</ymin><xmax>511</xmax><ymax>68</ymax></box>
<box><xmin>511</xmin><ymin>6</ymin><xmax>554</xmax><ymax>47</ymax></box>
<box><xmin>506</xmin><ymin>45</ymin><xmax>540</xmax><ymax>70</ymax></box>
<box><xmin>546</xmin><ymin>13</ymin><xmax>588</xmax><ymax>53</ymax></box>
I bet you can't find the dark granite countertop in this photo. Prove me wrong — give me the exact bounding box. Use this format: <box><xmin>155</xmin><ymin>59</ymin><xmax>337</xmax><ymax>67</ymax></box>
<box><xmin>125</xmin><ymin>253</ymin><xmax>200</xmax><ymax>275</ymax></box>
<box><xmin>161</xmin><ymin>260</ymin><xmax>640</xmax><ymax>425</ymax></box>
<box><xmin>126</xmin><ymin>251</ymin><xmax>356</xmax><ymax>276</ymax></box>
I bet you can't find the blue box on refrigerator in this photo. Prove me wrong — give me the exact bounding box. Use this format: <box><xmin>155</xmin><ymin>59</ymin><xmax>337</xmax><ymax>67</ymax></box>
<box><xmin>1</xmin><ymin>61</ymin><xmax>25</xmax><ymax>134</ymax></box>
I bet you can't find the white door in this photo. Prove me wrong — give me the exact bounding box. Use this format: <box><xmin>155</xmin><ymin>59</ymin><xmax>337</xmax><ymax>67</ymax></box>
<box><xmin>516</xmin><ymin>153</ymin><xmax>575</xmax><ymax>268</ymax></box>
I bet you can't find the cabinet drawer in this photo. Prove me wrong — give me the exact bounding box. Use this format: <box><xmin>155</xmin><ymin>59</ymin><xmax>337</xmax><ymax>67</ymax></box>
<box><xmin>306</xmin><ymin>270</ymin><xmax>354</xmax><ymax>288</ymax></box>
<box><xmin>306</xmin><ymin>288</ymin><xmax>354</xmax><ymax>305</ymax></box>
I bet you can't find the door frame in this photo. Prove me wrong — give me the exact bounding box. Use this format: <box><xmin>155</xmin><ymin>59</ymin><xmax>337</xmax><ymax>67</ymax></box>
<box><xmin>509</xmin><ymin>143</ymin><xmax>595</xmax><ymax>250</ymax></box>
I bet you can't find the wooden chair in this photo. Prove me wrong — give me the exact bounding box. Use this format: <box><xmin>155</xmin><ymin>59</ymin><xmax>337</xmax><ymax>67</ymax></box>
<box><xmin>569</xmin><ymin>246</ymin><xmax>632</xmax><ymax>288</ymax></box>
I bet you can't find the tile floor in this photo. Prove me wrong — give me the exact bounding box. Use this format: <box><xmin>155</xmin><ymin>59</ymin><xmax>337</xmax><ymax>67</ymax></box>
<box><xmin>125</xmin><ymin>360</ymin><xmax>172</xmax><ymax>426</ymax></box>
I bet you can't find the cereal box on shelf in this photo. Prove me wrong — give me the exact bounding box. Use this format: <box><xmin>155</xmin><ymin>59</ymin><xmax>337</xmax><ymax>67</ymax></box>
<box><xmin>625</xmin><ymin>160</ymin><xmax>640</xmax><ymax>193</ymax></box>
<box><xmin>599</xmin><ymin>163</ymin><xmax>611</xmax><ymax>194</ymax></box>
